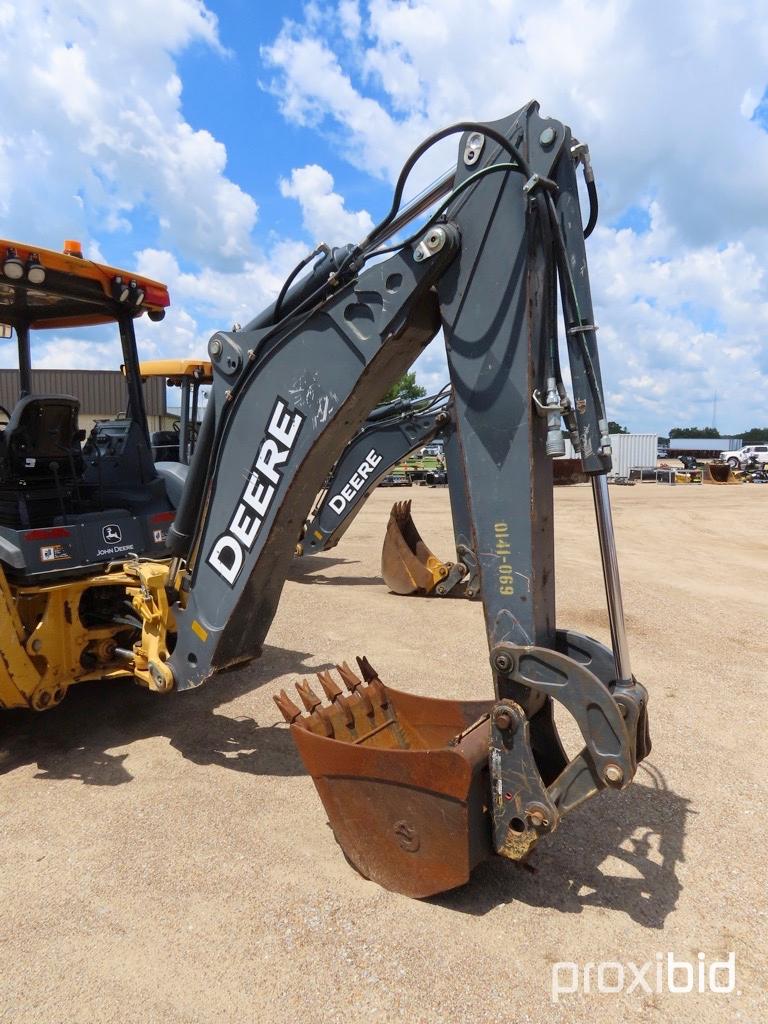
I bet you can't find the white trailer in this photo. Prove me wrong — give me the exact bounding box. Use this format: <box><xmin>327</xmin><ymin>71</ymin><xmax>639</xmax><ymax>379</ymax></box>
<box><xmin>557</xmin><ymin>433</ymin><xmax>657</xmax><ymax>479</ymax></box>
<box><xmin>668</xmin><ymin>437</ymin><xmax>742</xmax><ymax>456</ymax></box>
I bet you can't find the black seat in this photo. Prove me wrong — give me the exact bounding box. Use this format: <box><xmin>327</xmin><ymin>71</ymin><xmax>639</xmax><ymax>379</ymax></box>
<box><xmin>0</xmin><ymin>395</ymin><xmax>81</xmax><ymax>479</ymax></box>
<box><xmin>151</xmin><ymin>429</ymin><xmax>180</xmax><ymax>463</ymax></box>
<box><xmin>0</xmin><ymin>395</ymin><xmax>82</xmax><ymax>528</ymax></box>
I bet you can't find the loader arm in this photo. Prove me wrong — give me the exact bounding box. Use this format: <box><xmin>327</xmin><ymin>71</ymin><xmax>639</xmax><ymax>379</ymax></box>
<box><xmin>130</xmin><ymin>100</ymin><xmax>650</xmax><ymax>897</ymax></box>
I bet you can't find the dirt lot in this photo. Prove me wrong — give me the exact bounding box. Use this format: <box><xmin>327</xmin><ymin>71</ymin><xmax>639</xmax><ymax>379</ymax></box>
<box><xmin>1</xmin><ymin>483</ymin><xmax>765</xmax><ymax>1023</ymax></box>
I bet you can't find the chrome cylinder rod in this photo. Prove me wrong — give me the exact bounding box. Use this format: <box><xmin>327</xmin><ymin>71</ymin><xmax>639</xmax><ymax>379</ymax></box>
<box><xmin>591</xmin><ymin>473</ymin><xmax>633</xmax><ymax>684</ymax></box>
<box><xmin>367</xmin><ymin>170</ymin><xmax>455</xmax><ymax>253</ymax></box>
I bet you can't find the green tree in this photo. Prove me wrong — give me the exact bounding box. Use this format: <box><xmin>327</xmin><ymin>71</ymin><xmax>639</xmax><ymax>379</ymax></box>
<box><xmin>381</xmin><ymin>371</ymin><xmax>427</xmax><ymax>404</ymax></box>
<box><xmin>668</xmin><ymin>426</ymin><xmax>721</xmax><ymax>438</ymax></box>
<box><xmin>607</xmin><ymin>420</ymin><xmax>628</xmax><ymax>434</ymax></box>
<box><xmin>740</xmin><ymin>427</ymin><xmax>768</xmax><ymax>444</ymax></box>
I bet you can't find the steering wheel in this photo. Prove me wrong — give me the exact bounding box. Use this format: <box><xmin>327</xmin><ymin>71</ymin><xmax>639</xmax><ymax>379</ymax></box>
<box><xmin>0</xmin><ymin>404</ymin><xmax>11</xmax><ymax>427</ymax></box>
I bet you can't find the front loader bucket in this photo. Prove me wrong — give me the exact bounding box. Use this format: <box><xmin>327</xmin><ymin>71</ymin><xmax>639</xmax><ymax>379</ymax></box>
<box><xmin>381</xmin><ymin>500</ymin><xmax>450</xmax><ymax>595</ymax></box>
<box><xmin>275</xmin><ymin>658</ymin><xmax>495</xmax><ymax>897</ymax></box>
<box><xmin>704</xmin><ymin>463</ymin><xmax>740</xmax><ymax>484</ymax></box>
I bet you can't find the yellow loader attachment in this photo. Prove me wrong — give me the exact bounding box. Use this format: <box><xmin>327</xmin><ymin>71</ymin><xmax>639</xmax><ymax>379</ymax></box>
<box><xmin>380</xmin><ymin>500</ymin><xmax>451</xmax><ymax>595</ymax></box>
<box><xmin>703</xmin><ymin>463</ymin><xmax>740</xmax><ymax>484</ymax></box>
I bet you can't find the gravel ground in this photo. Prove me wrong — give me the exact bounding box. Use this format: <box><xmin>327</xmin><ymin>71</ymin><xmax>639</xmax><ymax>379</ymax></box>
<box><xmin>0</xmin><ymin>483</ymin><xmax>765</xmax><ymax>1023</ymax></box>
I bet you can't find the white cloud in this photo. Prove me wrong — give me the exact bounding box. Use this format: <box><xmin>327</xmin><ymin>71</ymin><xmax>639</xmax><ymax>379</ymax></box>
<box><xmin>0</xmin><ymin>0</ymin><xmax>255</xmax><ymax>267</ymax></box>
<box><xmin>263</xmin><ymin>0</ymin><xmax>768</xmax><ymax>431</ymax></box>
<box><xmin>279</xmin><ymin>165</ymin><xmax>374</xmax><ymax>245</ymax></box>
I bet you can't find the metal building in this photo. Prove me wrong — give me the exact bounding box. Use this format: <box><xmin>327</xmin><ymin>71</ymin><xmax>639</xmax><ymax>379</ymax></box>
<box><xmin>0</xmin><ymin>368</ymin><xmax>169</xmax><ymax>434</ymax></box>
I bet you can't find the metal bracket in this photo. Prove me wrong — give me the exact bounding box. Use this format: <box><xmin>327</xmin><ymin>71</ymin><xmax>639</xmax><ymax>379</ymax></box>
<box><xmin>463</xmin><ymin>132</ymin><xmax>485</xmax><ymax>166</ymax></box>
<box><xmin>413</xmin><ymin>227</ymin><xmax>447</xmax><ymax>263</ymax></box>
<box><xmin>522</xmin><ymin>173</ymin><xmax>558</xmax><ymax>195</ymax></box>
<box><xmin>488</xmin><ymin>700</ymin><xmax>560</xmax><ymax>860</ymax></box>
<box><xmin>490</xmin><ymin>640</ymin><xmax>647</xmax><ymax>815</ymax></box>
<box><xmin>434</xmin><ymin>543</ymin><xmax>480</xmax><ymax>599</ymax></box>
<box><xmin>532</xmin><ymin>388</ymin><xmax>564</xmax><ymax>415</ymax></box>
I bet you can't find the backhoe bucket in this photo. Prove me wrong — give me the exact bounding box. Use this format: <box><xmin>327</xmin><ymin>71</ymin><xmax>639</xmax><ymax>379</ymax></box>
<box><xmin>381</xmin><ymin>500</ymin><xmax>450</xmax><ymax>595</ymax></box>
<box><xmin>704</xmin><ymin>463</ymin><xmax>740</xmax><ymax>484</ymax></box>
<box><xmin>275</xmin><ymin>658</ymin><xmax>496</xmax><ymax>897</ymax></box>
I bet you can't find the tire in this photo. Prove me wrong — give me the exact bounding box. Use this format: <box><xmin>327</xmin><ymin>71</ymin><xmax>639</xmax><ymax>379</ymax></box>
<box><xmin>727</xmin><ymin>457</ymin><xmax>739</xmax><ymax>469</ymax></box>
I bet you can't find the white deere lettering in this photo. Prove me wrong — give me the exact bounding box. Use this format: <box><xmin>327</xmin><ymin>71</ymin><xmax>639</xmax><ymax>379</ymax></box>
<box><xmin>328</xmin><ymin>448</ymin><xmax>383</xmax><ymax>515</ymax></box>
<box><xmin>208</xmin><ymin>535</ymin><xmax>244</xmax><ymax>585</ymax></box>
<box><xmin>207</xmin><ymin>398</ymin><xmax>305</xmax><ymax>585</ymax></box>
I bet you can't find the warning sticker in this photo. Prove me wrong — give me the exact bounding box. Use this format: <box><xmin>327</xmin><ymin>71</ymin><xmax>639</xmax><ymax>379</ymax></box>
<box><xmin>40</xmin><ymin>544</ymin><xmax>71</xmax><ymax>563</ymax></box>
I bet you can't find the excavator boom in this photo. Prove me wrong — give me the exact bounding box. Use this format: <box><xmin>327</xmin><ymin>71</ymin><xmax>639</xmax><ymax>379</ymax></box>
<box><xmin>130</xmin><ymin>101</ymin><xmax>650</xmax><ymax>896</ymax></box>
<box><xmin>300</xmin><ymin>391</ymin><xmax>451</xmax><ymax>556</ymax></box>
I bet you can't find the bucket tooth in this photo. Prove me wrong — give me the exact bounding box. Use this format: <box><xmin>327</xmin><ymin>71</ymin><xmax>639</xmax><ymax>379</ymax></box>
<box><xmin>318</xmin><ymin>670</ymin><xmax>355</xmax><ymax>728</ymax></box>
<box><xmin>296</xmin><ymin>678</ymin><xmax>323</xmax><ymax>713</ymax></box>
<box><xmin>336</xmin><ymin>662</ymin><xmax>374</xmax><ymax>717</ymax></box>
<box><xmin>317</xmin><ymin>670</ymin><xmax>343</xmax><ymax>702</ymax></box>
<box><xmin>336</xmin><ymin>661</ymin><xmax>363</xmax><ymax>693</ymax></box>
<box><xmin>356</xmin><ymin>655</ymin><xmax>379</xmax><ymax>683</ymax></box>
<box><xmin>354</xmin><ymin>659</ymin><xmax>388</xmax><ymax>710</ymax></box>
<box><xmin>295</xmin><ymin>679</ymin><xmax>335</xmax><ymax>738</ymax></box>
<box><xmin>273</xmin><ymin>690</ymin><xmax>308</xmax><ymax>728</ymax></box>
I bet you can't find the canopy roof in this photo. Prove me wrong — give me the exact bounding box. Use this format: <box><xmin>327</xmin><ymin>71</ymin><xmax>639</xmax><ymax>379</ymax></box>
<box><xmin>0</xmin><ymin>237</ymin><xmax>170</xmax><ymax>331</ymax></box>
<box><xmin>138</xmin><ymin>359</ymin><xmax>212</xmax><ymax>385</ymax></box>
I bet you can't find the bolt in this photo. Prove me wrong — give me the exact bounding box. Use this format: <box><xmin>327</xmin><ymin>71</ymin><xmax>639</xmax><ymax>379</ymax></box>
<box><xmin>31</xmin><ymin>638</ymin><xmax>42</xmax><ymax>653</ymax></box>
<box><xmin>494</xmin><ymin>711</ymin><xmax>513</xmax><ymax>730</ymax></box>
<box><xmin>493</xmin><ymin>651</ymin><xmax>513</xmax><ymax>673</ymax></box>
<box><xmin>413</xmin><ymin>249</ymin><xmax>424</xmax><ymax>262</ymax></box>
<box><xmin>540</xmin><ymin>126</ymin><xmax>556</xmax><ymax>148</ymax></box>
<box><xmin>466</xmin><ymin>589</ymin><xmax>475</xmax><ymax>598</ymax></box>
<box><xmin>604</xmin><ymin>763</ymin><xmax>624</xmax><ymax>784</ymax></box>
<box><xmin>526</xmin><ymin>804</ymin><xmax>549</xmax><ymax>828</ymax></box>
<box><xmin>436</xmin><ymin>585</ymin><xmax>445</xmax><ymax>595</ymax></box>
<box><xmin>209</xmin><ymin>338</ymin><xmax>223</xmax><ymax>357</ymax></box>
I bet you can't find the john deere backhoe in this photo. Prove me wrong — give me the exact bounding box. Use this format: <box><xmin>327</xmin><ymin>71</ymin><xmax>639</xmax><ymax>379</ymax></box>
<box><xmin>1</xmin><ymin>102</ymin><xmax>650</xmax><ymax>898</ymax></box>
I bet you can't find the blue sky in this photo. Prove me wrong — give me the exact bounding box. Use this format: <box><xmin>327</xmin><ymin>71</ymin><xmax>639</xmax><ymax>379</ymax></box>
<box><xmin>1</xmin><ymin>0</ymin><xmax>767</xmax><ymax>435</ymax></box>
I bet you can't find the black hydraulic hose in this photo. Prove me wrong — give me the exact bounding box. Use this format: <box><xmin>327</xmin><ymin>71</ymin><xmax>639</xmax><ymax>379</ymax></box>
<box><xmin>535</xmin><ymin>192</ymin><xmax>561</xmax><ymax>382</ymax></box>
<box><xmin>544</xmin><ymin>192</ymin><xmax>607</xmax><ymax>423</ymax></box>
<box><xmin>584</xmin><ymin>178</ymin><xmax>598</xmax><ymax>238</ymax></box>
<box><xmin>372</xmin><ymin>162</ymin><xmax>521</xmax><ymax>258</ymax></box>
<box><xmin>241</xmin><ymin>245</ymin><xmax>356</xmax><ymax>333</ymax></box>
<box><xmin>272</xmin><ymin>244</ymin><xmax>329</xmax><ymax>325</ymax></box>
<box><xmin>359</xmin><ymin>121</ymin><xmax>531</xmax><ymax>253</ymax></box>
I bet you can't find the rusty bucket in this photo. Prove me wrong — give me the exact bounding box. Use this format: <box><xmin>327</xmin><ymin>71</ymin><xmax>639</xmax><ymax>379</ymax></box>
<box><xmin>275</xmin><ymin>657</ymin><xmax>496</xmax><ymax>897</ymax></box>
<box><xmin>380</xmin><ymin>500</ymin><xmax>450</xmax><ymax>595</ymax></box>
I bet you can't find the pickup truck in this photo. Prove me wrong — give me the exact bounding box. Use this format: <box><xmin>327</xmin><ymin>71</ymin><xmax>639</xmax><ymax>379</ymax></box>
<box><xmin>720</xmin><ymin>444</ymin><xmax>768</xmax><ymax>468</ymax></box>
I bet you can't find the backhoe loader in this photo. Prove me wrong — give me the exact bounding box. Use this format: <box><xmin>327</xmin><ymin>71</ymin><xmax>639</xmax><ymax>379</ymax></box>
<box><xmin>0</xmin><ymin>239</ymin><xmax>178</xmax><ymax>710</ymax></box>
<box><xmin>1</xmin><ymin>102</ymin><xmax>650</xmax><ymax>899</ymax></box>
<box><xmin>137</xmin><ymin>358</ymin><xmax>212</xmax><ymax>465</ymax></box>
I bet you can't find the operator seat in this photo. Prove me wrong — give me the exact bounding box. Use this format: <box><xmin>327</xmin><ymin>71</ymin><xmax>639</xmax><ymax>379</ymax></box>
<box><xmin>150</xmin><ymin>429</ymin><xmax>180</xmax><ymax>462</ymax></box>
<box><xmin>0</xmin><ymin>394</ymin><xmax>81</xmax><ymax>480</ymax></box>
<box><xmin>0</xmin><ymin>394</ymin><xmax>82</xmax><ymax>527</ymax></box>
